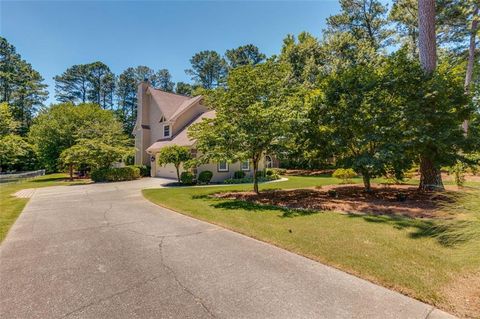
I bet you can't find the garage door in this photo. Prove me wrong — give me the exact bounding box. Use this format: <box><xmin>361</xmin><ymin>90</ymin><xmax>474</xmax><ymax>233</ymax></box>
<box><xmin>155</xmin><ymin>163</ymin><xmax>180</xmax><ymax>179</ymax></box>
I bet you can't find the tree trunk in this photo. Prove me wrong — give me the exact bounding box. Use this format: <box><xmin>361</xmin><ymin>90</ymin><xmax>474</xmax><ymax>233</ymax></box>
<box><xmin>362</xmin><ymin>172</ymin><xmax>372</xmax><ymax>192</ymax></box>
<box><xmin>69</xmin><ymin>164</ymin><xmax>74</xmax><ymax>181</ymax></box>
<box><xmin>418</xmin><ymin>0</ymin><xmax>444</xmax><ymax>190</ymax></box>
<box><xmin>419</xmin><ymin>155</ymin><xmax>444</xmax><ymax>191</ymax></box>
<box><xmin>418</xmin><ymin>0</ymin><xmax>437</xmax><ymax>73</ymax></box>
<box><xmin>175</xmin><ymin>165</ymin><xmax>180</xmax><ymax>183</ymax></box>
<box><xmin>252</xmin><ymin>158</ymin><xmax>259</xmax><ymax>194</ymax></box>
<box><xmin>462</xmin><ymin>2</ymin><xmax>479</xmax><ymax>133</ymax></box>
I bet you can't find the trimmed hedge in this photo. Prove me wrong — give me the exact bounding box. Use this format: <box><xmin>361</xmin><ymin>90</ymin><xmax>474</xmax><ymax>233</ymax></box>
<box><xmin>91</xmin><ymin>166</ymin><xmax>140</xmax><ymax>182</ymax></box>
<box><xmin>198</xmin><ymin>170</ymin><xmax>213</xmax><ymax>184</ymax></box>
<box><xmin>180</xmin><ymin>171</ymin><xmax>195</xmax><ymax>185</ymax></box>
<box><xmin>132</xmin><ymin>165</ymin><xmax>150</xmax><ymax>177</ymax></box>
<box><xmin>234</xmin><ymin>170</ymin><xmax>246</xmax><ymax>179</ymax></box>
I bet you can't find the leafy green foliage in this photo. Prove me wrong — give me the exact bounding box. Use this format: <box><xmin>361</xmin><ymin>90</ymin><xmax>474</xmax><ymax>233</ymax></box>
<box><xmin>157</xmin><ymin>145</ymin><xmax>192</xmax><ymax>182</ymax></box>
<box><xmin>0</xmin><ymin>134</ymin><xmax>37</xmax><ymax>172</ymax></box>
<box><xmin>225</xmin><ymin>44</ymin><xmax>266</xmax><ymax>68</ymax></box>
<box><xmin>186</xmin><ymin>50</ymin><xmax>227</xmax><ymax>89</ymax></box>
<box><xmin>0</xmin><ymin>37</ymin><xmax>48</xmax><ymax>133</ymax></box>
<box><xmin>449</xmin><ymin>161</ymin><xmax>467</xmax><ymax>186</ymax></box>
<box><xmin>131</xmin><ymin>165</ymin><xmax>150</xmax><ymax>177</ymax></box>
<box><xmin>189</xmin><ymin>61</ymin><xmax>303</xmax><ymax>193</ymax></box>
<box><xmin>198</xmin><ymin>170</ymin><xmax>213</xmax><ymax>184</ymax></box>
<box><xmin>332</xmin><ymin>168</ymin><xmax>357</xmax><ymax>184</ymax></box>
<box><xmin>325</xmin><ymin>0</ymin><xmax>393</xmax><ymax>50</ymax></box>
<box><xmin>91</xmin><ymin>166</ymin><xmax>140</xmax><ymax>182</ymax></box>
<box><xmin>29</xmin><ymin>103</ymin><xmax>131</xmax><ymax>172</ymax></box>
<box><xmin>54</xmin><ymin>62</ymin><xmax>115</xmax><ymax>109</ymax></box>
<box><xmin>0</xmin><ymin>102</ymin><xmax>19</xmax><ymax>136</ymax></box>
<box><xmin>180</xmin><ymin>171</ymin><xmax>195</xmax><ymax>185</ymax></box>
<box><xmin>175</xmin><ymin>82</ymin><xmax>193</xmax><ymax>96</ymax></box>
<box><xmin>233</xmin><ymin>170</ymin><xmax>246</xmax><ymax>179</ymax></box>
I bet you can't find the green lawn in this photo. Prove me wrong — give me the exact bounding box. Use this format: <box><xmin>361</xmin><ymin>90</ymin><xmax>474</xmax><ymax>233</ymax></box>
<box><xmin>0</xmin><ymin>174</ymin><xmax>90</xmax><ymax>242</ymax></box>
<box><xmin>143</xmin><ymin>176</ymin><xmax>480</xmax><ymax>317</ymax></box>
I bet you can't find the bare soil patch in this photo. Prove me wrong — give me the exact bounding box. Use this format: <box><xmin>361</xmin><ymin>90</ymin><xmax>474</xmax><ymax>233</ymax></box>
<box><xmin>214</xmin><ymin>184</ymin><xmax>460</xmax><ymax>219</ymax></box>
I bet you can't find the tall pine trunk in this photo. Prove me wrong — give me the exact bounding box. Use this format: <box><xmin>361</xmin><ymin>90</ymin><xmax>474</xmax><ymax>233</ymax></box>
<box><xmin>418</xmin><ymin>0</ymin><xmax>444</xmax><ymax>191</ymax></box>
<box><xmin>462</xmin><ymin>3</ymin><xmax>479</xmax><ymax>133</ymax></box>
<box><xmin>252</xmin><ymin>158</ymin><xmax>259</xmax><ymax>194</ymax></box>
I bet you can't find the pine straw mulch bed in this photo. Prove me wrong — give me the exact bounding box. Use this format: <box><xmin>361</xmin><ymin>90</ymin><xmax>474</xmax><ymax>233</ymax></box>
<box><xmin>212</xmin><ymin>184</ymin><xmax>463</xmax><ymax>219</ymax></box>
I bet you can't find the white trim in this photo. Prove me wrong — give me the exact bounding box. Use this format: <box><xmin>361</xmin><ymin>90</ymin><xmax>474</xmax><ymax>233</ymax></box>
<box><xmin>218</xmin><ymin>161</ymin><xmax>229</xmax><ymax>172</ymax></box>
<box><xmin>241</xmin><ymin>160</ymin><xmax>250</xmax><ymax>171</ymax></box>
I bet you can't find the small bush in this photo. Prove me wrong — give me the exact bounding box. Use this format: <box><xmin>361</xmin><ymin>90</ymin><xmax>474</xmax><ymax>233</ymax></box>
<box><xmin>256</xmin><ymin>170</ymin><xmax>265</xmax><ymax>178</ymax></box>
<box><xmin>91</xmin><ymin>166</ymin><xmax>140</xmax><ymax>182</ymax></box>
<box><xmin>449</xmin><ymin>162</ymin><xmax>466</xmax><ymax>187</ymax></box>
<box><xmin>327</xmin><ymin>189</ymin><xmax>338</xmax><ymax>198</ymax></box>
<box><xmin>234</xmin><ymin>170</ymin><xmax>246</xmax><ymax>179</ymax></box>
<box><xmin>198</xmin><ymin>170</ymin><xmax>213</xmax><ymax>184</ymax></box>
<box><xmin>180</xmin><ymin>171</ymin><xmax>195</xmax><ymax>185</ymax></box>
<box><xmin>332</xmin><ymin>168</ymin><xmax>356</xmax><ymax>184</ymax></box>
<box><xmin>271</xmin><ymin>168</ymin><xmax>287</xmax><ymax>175</ymax></box>
<box><xmin>132</xmin><ymin>165</ymin><xmax>150</xmax><ymax>177</ymax></box>
<box><xmin>265</xmin><ymin>169</ymin><xmax>273</xmax><ymax>176</ymax></box>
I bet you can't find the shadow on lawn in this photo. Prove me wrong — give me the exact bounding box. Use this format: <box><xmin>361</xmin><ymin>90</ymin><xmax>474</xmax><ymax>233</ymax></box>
<box><xmin>210</xmin><ymin>199</ymin><xmax>320</xmax><ymax>218</ymax></box>
<box><xmin>348</xmin><ymin>213</ymin><xmax>477</xmax><ymax>247</ymax></box>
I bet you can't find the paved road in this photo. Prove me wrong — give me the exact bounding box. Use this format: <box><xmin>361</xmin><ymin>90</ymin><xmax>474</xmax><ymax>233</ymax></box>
<box><xmin>1</xmin><ymin>178</ymin><xmax>454</xmax><ymax>318</ymax></box>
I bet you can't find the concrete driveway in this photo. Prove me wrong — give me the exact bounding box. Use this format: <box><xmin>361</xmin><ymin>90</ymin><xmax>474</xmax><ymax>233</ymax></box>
<box><xmin>0</xmin><ymin>178</ymin><xmax>454</xmax><ymax>318</ymax></box>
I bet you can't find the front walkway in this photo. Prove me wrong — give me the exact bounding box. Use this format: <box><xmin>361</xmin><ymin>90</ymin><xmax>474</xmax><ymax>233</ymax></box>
<box><xmin>0</xmin><ymin>178</ymin><xmax>454</xmax><ymax>318</ymax></box>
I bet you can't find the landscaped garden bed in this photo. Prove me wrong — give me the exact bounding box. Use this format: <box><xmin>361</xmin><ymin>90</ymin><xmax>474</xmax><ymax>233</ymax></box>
<box><xmin>212</xmin><ymin>184</ymin><xmax>459</xmax><ymax>219</ymax></box>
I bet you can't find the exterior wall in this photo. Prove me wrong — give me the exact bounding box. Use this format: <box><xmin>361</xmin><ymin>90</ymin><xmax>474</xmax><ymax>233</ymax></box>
<box><xmin>134</xmin><ymin>82</ymin><xmax>151</xmax><ymax>165</ymax></box>
<box><xmin>152</xmin><ymin>151</ymin><xmax>272</xmax><ymax>183</ymax></box>
<box><xmin>148</xmin><ymin>97</ymin><xmax>168</xmax><ymax>143</ymax></box>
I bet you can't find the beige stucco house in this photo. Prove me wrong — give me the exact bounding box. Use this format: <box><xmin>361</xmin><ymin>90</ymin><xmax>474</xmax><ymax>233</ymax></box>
<box><xmin>133</xmin><ymin>81</ymin><xmax>277</xmax><ymax>182</ymax></box>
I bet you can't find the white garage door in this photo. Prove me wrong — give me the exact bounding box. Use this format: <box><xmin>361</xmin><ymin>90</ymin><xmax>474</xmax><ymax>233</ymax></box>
<box><xmin>156</xmin><ymin>164</ymin><xmax>180</xmax><ymax>179</ymax></box>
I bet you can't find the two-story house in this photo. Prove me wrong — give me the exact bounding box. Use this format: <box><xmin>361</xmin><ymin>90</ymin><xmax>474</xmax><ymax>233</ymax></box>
<box><xmin>133</xmin><ymin>81</ymin><xmax>277</xmax><ymax>182</ymax></box>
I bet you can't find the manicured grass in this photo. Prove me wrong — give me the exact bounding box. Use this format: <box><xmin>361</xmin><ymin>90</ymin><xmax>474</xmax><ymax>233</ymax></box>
<box><xmin>143</xmin><ymin>176</ymin><xmax>480</xmax><ymax>317</ymax></box>
<box><xmin>0</xmin><ymin>174</ymin><xmax>90</xmax><ymax>242</ymax></box>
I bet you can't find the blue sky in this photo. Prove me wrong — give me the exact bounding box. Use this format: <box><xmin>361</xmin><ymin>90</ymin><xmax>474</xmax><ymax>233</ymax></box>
<box><xmin>1</xmin><ymin>1</ymin><xmax>341</xmax><ymax>104</ymax></box>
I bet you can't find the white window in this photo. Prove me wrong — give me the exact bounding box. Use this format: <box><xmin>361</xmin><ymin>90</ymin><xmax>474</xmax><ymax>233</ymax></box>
<box><xmin>241</xmin><ymin>160</ymin><xmax>250</xmax><ymax>171</ymax></box>
<box><xmin>218</xmin><ymin>161</ymin><xmax>229</xmax><ymax>172</ymax></box>
<box><xmin>163</xmin><ymin>125</ymin><xmax>171</xmax><ymax>137</ymax></box>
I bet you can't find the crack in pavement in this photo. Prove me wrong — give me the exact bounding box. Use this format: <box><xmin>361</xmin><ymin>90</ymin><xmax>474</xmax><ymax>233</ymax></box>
<box><xmin>158</xmin><ymin>237</ymin><xmax>216</xmax><ymax>318</ymax></box>
<box><xmin>124</xmin><ymin>227</ymin><xmax>222</xmax><ymax>240</ymax></box>
<box><xmin>59</xmin><ymin>273</ymin><xmax>164</xmax><ymax>319</ymax></box>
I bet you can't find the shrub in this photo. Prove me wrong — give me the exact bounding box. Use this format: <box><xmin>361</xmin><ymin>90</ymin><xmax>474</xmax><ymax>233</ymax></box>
<box><xmin>265</xmin><ymin>169</ymin><xmax>273</xmax><ymax>176</ymax></box>
<box><xmin>132</xmin><ymin>165</ymin><xmax>150</xmax><ymax>177</ymax></box>
<box><xmin>449</xmin><ymin>162</ymin><xmax>466</xmax><ymax>187</ymax></box>
<box><xmin>91</xmin><ymin>166</ymin><xmax>140</xmax><ymax>182</ymax></box>
<box><xmin>180</xmin><ymin>171</ymin><xmax>195</xmax><ymax>185</ymax></box>
<box><xmin>234</xmin><ymin>170</ymin><xmax>246</xmax><ymax>179</ymax></box>
<box><xmin>332</xmin><ymin>168</ymin><xmax>356</xmax><ymax>184</ymax></box>
<box><xmin>327</xmin><ymin>189</ymin><xmax>338</xmax><ymax>198</ymax></box>
<box><xmin>271</xmin><ymin>168</ymin><xmax>287</xmax><ymax>175</ymax></box>
<box><xmin>255</xmin><ymin>170</ymin><xmax>265</xmax><ymax>178</ymax></box>
<box><xmin>198</xmin><ymin>170</ymin><xmax>213</xmax><ymax>184</ymax></box>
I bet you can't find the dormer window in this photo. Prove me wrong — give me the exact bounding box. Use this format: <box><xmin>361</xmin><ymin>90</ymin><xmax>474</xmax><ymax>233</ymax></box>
<box><xmin>163</xmin><ymin>124</ymin><xmax>171</xmax><ymax>138</ymax></box>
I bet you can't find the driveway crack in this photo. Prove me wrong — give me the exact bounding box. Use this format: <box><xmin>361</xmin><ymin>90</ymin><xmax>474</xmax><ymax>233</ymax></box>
<box><xmin>158</xmin><ymin>237</ymin><xmax>216</xmax><ymax>318</ymax></box>
<box><xmin>59</xmin><ymin>273</ymin><xmax>163</xmax><ymax>318</ymax></box>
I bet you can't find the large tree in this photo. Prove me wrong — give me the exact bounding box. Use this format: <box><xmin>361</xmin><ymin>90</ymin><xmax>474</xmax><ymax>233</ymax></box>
<box><xmin>175</xmin><ymin>82</ymin><xmax>193</xmax><ymax>96</ymax></box>
<box><xmin>29</xmin><ymin>103</ymin><xmax>130</xmax><ymax>172</ymax></box>
<box><xmin>185</xmin><ymin>50</ymin><xmax>228</xmax><ymax>89</ymax></box>
<box><xmin>225</xmin><ymin>44</ymin><xmax>266</xmax><ymax>68</ymax></box>
<box><xmin>54</xmin><ymin>62</ymin><xmax>115</xmax><ymax>109</ymax></box>
<box><xmin>156</xmin><ymin>69</ymin><xmax>174</xmax><ymax>92</ymax></box>
<box><xmin>189</xmin><ymin>61</ymin><xmax>300</xmax><ymax>193</ymax></box>
<box><xmin>326</xmin><ymin>0</ymin><xmax>393</xmax><ymax>50</ymax></box>
<box><xmin>417</xmin><ymin>0</ymin><xmax>443</xmax><ymax>190</ymax></box>
<box><xmin>0</xmin><ymin>37</ymin><xmax>48</xmax><ymax>133</ymax></box>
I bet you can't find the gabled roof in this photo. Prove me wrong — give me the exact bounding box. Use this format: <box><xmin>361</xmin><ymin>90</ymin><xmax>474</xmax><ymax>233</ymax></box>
<box><xmin>148</xmin><ymin>88</ymin><xmax>194</xmax><ymax>120</ymax></box>
<box><xmin>146</xmin><ymin>110</ymin><xmax>216</xmax><ymax>153</ymax></box>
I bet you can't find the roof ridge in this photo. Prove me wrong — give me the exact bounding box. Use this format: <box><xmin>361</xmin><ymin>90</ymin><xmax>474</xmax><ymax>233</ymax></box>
<box><xmin>149</xmin><ymin>87</ymin><xmax>193</xmax><ymax>99</ymax></box>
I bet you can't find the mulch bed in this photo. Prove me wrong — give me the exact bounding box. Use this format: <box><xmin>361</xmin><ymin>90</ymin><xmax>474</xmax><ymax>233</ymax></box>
<box><xmin>213</xmin><ymin>184</ymin><xmax>459</xmax><ymax>219</ymax></box>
